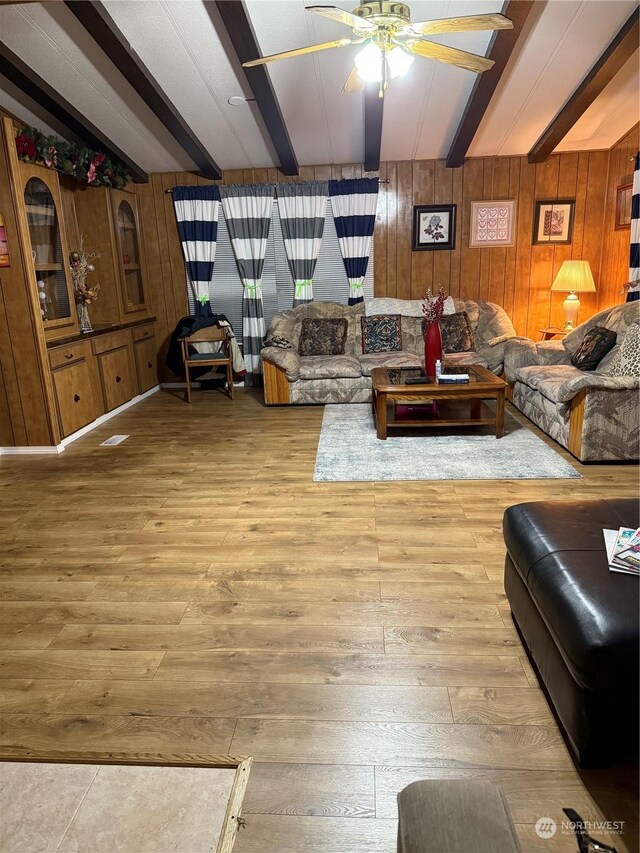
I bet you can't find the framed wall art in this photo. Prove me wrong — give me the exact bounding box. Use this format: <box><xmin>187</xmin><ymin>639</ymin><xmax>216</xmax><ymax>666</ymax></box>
<box><xmin>412</xmin><ymin>204</ymin><xmax>456</xmax><ymax>251</ymax></box>
<box><xmin>469</xmin><ymin>200</ymin><xmax>517</xmax><ymax>248</ymax></box>
<box><xmin>616</xmin><ymin>183</ymin><xmax>633</xmax><ymax>229</ymax></box>
<box><xmin>533</xmin><ymin>199</ymin><xmax>575</xmax><ymax>245</ymax></box>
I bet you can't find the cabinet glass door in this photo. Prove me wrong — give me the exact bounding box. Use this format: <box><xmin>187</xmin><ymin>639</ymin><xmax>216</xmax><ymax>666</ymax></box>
<box><xmin>24</xmin><ymin>177</ymin><xmax>71</xmax><ymax>323</ymax></box>
<box><xmin>117</xmin><ymin>199</ymin><xmax>145</xmax><ymax>310</ymax></box>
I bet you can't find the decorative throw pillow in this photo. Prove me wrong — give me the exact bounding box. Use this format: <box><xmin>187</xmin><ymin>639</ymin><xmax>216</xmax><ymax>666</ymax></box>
<box><xmin>424</xmin><ymin>311</ymin><xmax>474</xmax><ymax>353</ymax></box>
<box><xmin>264</xmin><ymin>334</ymin><xmax>292</xmax><ymax>350</ymax></box>
<box><xmin>603</xmin><ymin>321</ymin><xmax>640</xmax><ymax>377</ymax></box>
<box><xmin>298</xmin><ymin>317</ymin><xmax>348</xmax><ymax>356</ymax></box>
<box><xmin>570</xmin><ymin>326</ymin><xmax>617</xmax><ymax>370</ymax></box>
<box><xmin>361</xmin><ymin>314</ymin><xmax>402</xmax><ymax>354</ymax></box>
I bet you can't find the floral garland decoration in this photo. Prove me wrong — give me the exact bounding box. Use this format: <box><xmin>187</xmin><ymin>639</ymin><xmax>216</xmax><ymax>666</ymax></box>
<box><xmin>15</xmin><ymin>126</ymin><xmax>131</xmax><ymax>189</ymax></box>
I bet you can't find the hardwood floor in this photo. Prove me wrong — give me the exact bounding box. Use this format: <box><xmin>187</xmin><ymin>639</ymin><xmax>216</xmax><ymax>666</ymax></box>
<box><xmin>0</xmin><ymin>389</ymin><xmax>638</xmax><ymax>852</ymax></box>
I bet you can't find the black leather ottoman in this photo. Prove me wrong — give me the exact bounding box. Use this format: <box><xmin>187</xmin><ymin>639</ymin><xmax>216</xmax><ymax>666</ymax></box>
<box><xmin>503</xmin><ymin>499</ymin><xmax>639</xmax><ymax>767</ymax></box>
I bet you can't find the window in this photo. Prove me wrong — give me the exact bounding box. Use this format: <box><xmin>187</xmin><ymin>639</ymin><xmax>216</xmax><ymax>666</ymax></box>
<box><xmin>187</xmin><ymin>199</ymin><xmax>374</xmax><ymax>338</ymax></box>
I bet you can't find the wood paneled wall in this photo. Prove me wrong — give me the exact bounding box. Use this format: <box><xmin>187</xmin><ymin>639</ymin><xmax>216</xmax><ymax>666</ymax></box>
<box><xmin>134</xmin><ymin>128</ymin><xmax>638</xmax><ymax>379</ymax></box>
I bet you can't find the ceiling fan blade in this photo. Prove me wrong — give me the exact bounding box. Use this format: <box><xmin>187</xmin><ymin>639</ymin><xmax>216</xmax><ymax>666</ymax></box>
<box><xmin>243</xmin><ymin>38</ymin><xmax>357</xmax><ymax>67</ymax></box>
<box><xmin>401</xmin><ymin>38</ymin><xmax>495</xmax><ymax>73</ymax></box>
<box><xmin>407</xmin><ymin>13</ymin><xmax>513</xmax><ymax>36</ymax></box>
<box><xmin>306</xmin><ymin>5</ymin><xmax>375</xmax><ymax>30</ymax></box>
<box><xmin>342</xmin><ymin>65</ymin><xmax>365</xmax><ymax>94</ymax></box>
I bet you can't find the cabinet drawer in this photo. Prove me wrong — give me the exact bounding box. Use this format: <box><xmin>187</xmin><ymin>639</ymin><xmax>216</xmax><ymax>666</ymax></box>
<box><xmin>52</xmin><ymin>360</ymin><xmax>99</xmax><ymax>437</ymax></box>
<box><xmin>133</xmin><ymin>336</ymin><xmax>157</xmax><ymax>393</ymax></box>
<box><xmin>98</xmin><ymin>346</ymin><xmax>136</xmax><ymax>411</ymax></box>
<box><xmin>92</xmin><ymin>329</ymin><xmax>130</xmax><ymax>355</ymax></box>
<box><xmin>49</xmin><ymin>341</ymin><xmax>89</xmax><ymax>369</ymax></box>
<box><xmin>132</xmin><ymin>322</ymin><xmax>154</xmax><ymax>342</ymax></box>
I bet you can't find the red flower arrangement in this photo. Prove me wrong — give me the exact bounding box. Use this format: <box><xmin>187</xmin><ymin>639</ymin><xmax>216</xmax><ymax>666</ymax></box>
<box><xmin>422</xmin><ymin>287</ymin><xmax>448</xmax><ymax>324</ymax></box>
<box><xmin>15</xmin><ymin>133</ymin><xmax>36</xmax><ymax>159</ymax></box>
<box><xmin>14</xmin><ymin>126</ymin><xmax>130</xmax><ymax>188</ymax></box>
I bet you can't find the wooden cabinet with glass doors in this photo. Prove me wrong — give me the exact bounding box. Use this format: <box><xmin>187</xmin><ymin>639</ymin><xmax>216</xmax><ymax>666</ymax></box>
<box><xmin>21</xmin><ymin>165</ymin><xmax>77</xmax><ymax>334</ymax></box>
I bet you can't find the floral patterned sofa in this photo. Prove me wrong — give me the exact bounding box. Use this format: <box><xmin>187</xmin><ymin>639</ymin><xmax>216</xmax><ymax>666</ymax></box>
<box><xmin>503</xmin><ymin>302</ymin><xmax>640</xmax><ymax>462</ymax></box>
<box><xmin>261</xmin><ymin>297</ymin><xmax>517</xmax><ymax>405</ymax></box>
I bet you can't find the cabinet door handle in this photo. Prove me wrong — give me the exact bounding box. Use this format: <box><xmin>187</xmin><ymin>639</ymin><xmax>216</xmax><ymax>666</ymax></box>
<box><xmin>143</xmin><ymin>331</ymin><xmax>149</xmax><ymax>337</ymax></box>
<box><xmin>147</xmin><ymin>361</ymin><xmax>153</xmax><ymax>369</ymax></box>
<box><xmin>65</xmin><ymin>353</ymin><xmax>74</xmax><ymax>360</ymax></box>
<box><xmin>73</xmin><ymin>394</ymin><xmax>80</xmax><ymax>403</ymax></box>
<box><xmin>115</xmin><ymin>375</ymin><xmax>122</xmax><ymax>383</ymax></box>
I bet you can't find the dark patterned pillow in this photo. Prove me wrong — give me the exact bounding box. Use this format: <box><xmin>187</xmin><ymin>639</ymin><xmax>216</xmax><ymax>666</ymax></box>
<box><xmin>361</xmin><ymin>315</ymin><xmax>402</xmax><ymax>354</ymax></box>
<box><xmin>298</xmin><ymin>318</ymin><xmax>348</xmax><ymax>356</ymax></box>
<box><xmin>571</xmin><ymin>326</ymin><xmax>617</xmax><ymax>370</ymax></box>
<box><xmin>423</xmin><ymin>311</ymin><xmax>474</xmax><ymax>353</ymax></box>
<box><xmin>264</xmin><ymin>334</ymin><xmax>292</xmax><ymax>349</ymax></box>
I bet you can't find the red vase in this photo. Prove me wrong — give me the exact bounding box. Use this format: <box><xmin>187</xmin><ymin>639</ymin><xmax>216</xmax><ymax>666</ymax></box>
<box><xmin>424</xmin><ymin>321</ymin><xmax>443</xmax><ymax>380</ymax></box>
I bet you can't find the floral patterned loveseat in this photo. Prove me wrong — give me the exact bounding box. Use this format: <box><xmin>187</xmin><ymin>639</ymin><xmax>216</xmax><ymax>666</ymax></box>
<box><xmin>261</xmin><ymin>297</ymin><xmax>517</xmax><ymax>405</ymax></box>
<box><xmin>503</xmin><ymin>302</ymin><xmax>640</xmax><ymax>462</ymax></box>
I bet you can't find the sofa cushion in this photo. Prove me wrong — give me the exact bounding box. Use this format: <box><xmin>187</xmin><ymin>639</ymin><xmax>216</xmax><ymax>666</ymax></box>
<box><xmin>435</xmin><ymin>311</ymin><xmax>474</xmax><ymax>353</ymax></box>
<box><xmin>570</xmin><ymin>326</ymin><xmax>616</xmax><ymax>370</ymax></box>
<box><xmin>299</xmin><ymin>317</ymin><xmax>348</xmax><ymax>356</ymax></box>
<box><xmin>298</xmin><ymin>355</ymin><xmax>362</xmax><ymax>380</ymax></box>
<box><xmin>602</xmin><ymin>320</ymin><xmax>640</xmax><ymax>377</ymax></box>
<box><xmin>514</xmin><ymin>365</ymin><xmax>584</xmax><ymax>404</ymax></box>
<box><xmin>503</xmin><ymin>500</ymin><xmax>639</xmax><ymax>693</ymax></box>
<box><xmin>366</xmin><ymin>296</ymin><xmax>456</xmax><ymax>317</ymax></box>
<box><xmin>444</xmin><ymin>352</ymin><xmax>488</xmax><ymax>369</ymax></box>
<box><xmin>359</xmin><ymin>351</ymin><xmax>421</xmax><ymax>376</ymax></box>
<box><xmin>361</xmin><ymin>314</ymin><xmax>402</xmax><ymax>354</ymax></box>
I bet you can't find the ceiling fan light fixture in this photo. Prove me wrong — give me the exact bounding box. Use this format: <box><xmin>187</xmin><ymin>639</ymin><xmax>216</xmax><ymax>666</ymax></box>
<box><xmin>355</xmin><ymin>41</ymin><xmax>383</xmax><ymax>82</ymax></box>
<box><xmin>387</xmin><ymin>45</ymin><xmax>414</xmax><ymax>77</ymax></box>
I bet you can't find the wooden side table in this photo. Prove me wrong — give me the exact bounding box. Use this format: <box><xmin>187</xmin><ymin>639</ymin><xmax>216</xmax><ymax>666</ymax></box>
<box><xmin>539</xmin><ymin>327</ymin><xmax>568</xmax><ymax>341</ymax></box>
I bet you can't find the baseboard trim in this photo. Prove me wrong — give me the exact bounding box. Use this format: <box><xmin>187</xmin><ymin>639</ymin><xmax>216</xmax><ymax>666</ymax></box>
<box><xmin>0</xmin><ymin>385</ymin><xmax>160</xmax><ymax>457</ymax></box>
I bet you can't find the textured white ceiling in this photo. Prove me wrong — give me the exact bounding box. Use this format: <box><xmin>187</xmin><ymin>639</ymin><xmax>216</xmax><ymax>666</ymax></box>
<box><xmin>469</xmin><ymin>0</ymin><xmax>640</xmax><ymax>156</ymax></box>
<box><xmin>0</xmin><ymin>0</ymin><xmax>637</xmax><ymax>174</ymax></box>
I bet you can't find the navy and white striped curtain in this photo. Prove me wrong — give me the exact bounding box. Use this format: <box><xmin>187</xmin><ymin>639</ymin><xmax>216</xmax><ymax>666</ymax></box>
<box><xmin>329</xmin><ymin>178</ymin><xmax>379</xmax><ymax>305</ymax></box>
<box><xmin>173</xmin><ymin>185</ymin><xmax>220</xmax><ymax>317</ymax></box>
<box><xmin>628</xmin><ymin>152</ymin><xmax>639</xmax><ymax>302</ymax></box>
<box><xmin>277</xmin><ymin>181</ymin><xmax>328</xmax><ymax>306</ymax></box>
<box><xmin>219</xmin><ymin>185</ymin><xmax>272</xmax><ymax>384</ymax></box>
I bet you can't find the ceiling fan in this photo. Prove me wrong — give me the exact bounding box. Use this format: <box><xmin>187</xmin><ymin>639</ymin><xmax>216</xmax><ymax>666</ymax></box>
<box><xmin>243</xmin><ymin>2</ymin><xmax>513</xmax><ymax>97</ymax></box>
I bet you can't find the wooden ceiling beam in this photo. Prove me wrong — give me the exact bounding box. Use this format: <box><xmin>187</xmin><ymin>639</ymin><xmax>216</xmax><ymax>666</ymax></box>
<box><xmin>364</xmin><ymin>84</ymin><xmax>383</xmax><ymax>172</ymax></box>
<box><xmin>0</xmin><ymin>40</ymin><xmax>148</xmax><ymax>182</ymax></box>
<box><xmin>528</xmin><ymin>8</ymin><xmax>639</xmax><ymax>163</ymax></box>
<box><xmin>446</xmin><ymin>0</ymin><xmax>534</xmax><ymax>169</ymax></box>
<box><xmin>65</xmin><ymin>0</ymin><xmax>222</xmax><ymax>180</ymax></box>
<box><xmin>211</xmin><ymin>0</ymin><xmax>299</xmax><ymax>176</ymax></box>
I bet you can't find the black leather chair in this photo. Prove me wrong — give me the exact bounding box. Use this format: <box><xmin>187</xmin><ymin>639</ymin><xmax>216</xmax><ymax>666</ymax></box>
<box><xmin>503</xmin><ymin>499</ymin><xmax>639</xmax><ymax>767</ymax></box>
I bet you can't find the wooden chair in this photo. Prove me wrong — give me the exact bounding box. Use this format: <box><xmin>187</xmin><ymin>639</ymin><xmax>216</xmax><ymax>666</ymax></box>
<box><xmin>181</xmin><ymin>325</ymin><xmax>234</xmax><ymax>403</ymax></box>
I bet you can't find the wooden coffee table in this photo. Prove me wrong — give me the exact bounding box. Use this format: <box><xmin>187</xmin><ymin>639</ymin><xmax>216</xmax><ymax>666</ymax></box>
<box><xmin>370</xmin><ymin>364</ymin><xmax>507</xmax><ymax>440</ymax></box>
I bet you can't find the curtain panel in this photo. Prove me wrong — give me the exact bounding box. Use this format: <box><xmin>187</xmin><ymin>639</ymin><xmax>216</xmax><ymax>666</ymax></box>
<box><xmin>172</xmin><ymin>185</ymin><xmax>220</xmax><ymax>317</ymax></box>
<box><xmin>329</xmin><ymin>177</ymin><xmax>379</xmax><ymax>305</ymax></box>
<box><xmin>628</xmin><ymin>152</ymin><xmax>639</xmax><ymax>303</ymax></box>
<box><xmin>276</xmin><ymin>181</ymin><xmax>328</xmax><ymax>306</ymax></box>
<box><xmin>219</xmin><ymin>184</ymin><xmax>272</xmax><ymax>384</ymax></box>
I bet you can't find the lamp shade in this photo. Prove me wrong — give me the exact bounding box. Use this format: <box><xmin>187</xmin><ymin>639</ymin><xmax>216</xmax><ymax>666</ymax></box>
<box><xmin>550</xmin><ymin>260</ymin><xmax>596</xmax><ymax>293</ymax></box>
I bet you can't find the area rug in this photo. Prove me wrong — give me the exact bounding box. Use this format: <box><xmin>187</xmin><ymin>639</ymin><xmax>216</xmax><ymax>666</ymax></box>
<box><xmin>313</xmin><ymin>404</ymin><xmax>581</xmax><ymax>481</ymax></box>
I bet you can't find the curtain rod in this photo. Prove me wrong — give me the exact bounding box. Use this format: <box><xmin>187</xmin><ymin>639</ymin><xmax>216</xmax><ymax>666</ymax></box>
<box><xmin>165</xmin><ymin>179</ymin><xmax>390</xmax><ymax>193</ymax></box>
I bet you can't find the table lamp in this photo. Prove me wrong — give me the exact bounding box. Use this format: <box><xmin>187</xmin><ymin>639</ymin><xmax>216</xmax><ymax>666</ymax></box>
<box><xmin>550</xmin><ymin>260</ymin><xmax>596</xmax><ymax>330</ymax></box>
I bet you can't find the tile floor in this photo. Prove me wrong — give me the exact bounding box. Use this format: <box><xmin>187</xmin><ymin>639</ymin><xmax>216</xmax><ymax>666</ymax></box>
<box><xmin>0</xmin><ymin>762</ymin><xmax>236</xmax><ymax>853</ymax></box>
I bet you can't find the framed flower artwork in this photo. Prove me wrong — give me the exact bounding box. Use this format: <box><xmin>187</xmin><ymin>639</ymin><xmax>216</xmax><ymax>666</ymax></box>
<box><xmin>469</xmin><ymin>201</ymin><xmax>516</xmax><ymax>248</ymax></box>
<box><xmin>412</xmin><ymin>204</ymin><xmax>456</xmax><ymax>251</ymax></box>
<box><xmin>533</xmin><ymin>199</ymin><xmax>575</xmax><ymax>245</ymax></box>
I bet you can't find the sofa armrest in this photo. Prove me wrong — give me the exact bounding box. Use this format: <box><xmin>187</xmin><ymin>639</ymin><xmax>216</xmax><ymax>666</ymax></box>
<box><xmin>503</xmin><ymin>338</ymin><xmax>538</xmax><ymax>383</ymax></box>
<box><xmin>260</xmin><ymin>346</ymin><xmax>301</xmax><ymax>382</ymax></box>
<box><xmin>477</xmin><ymin>334</ymin><xmax>526</xmax><ymax>374</ymax></box>
<box><xmin>568</xmin><ymin>386</ymin><xmax>640</xmax><ymax>462</ymax></box>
